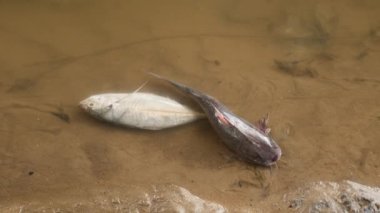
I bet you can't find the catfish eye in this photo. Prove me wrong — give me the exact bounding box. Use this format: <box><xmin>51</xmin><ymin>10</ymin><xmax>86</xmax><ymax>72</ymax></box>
<box><xmin>108</xmin><ymin>104</ymin><xmax>113</xmax><ymax>108</ymax></box>
<box><xmin>89</xmin><ymin>103</ymin><xmax>94</xmax><ymax>107</ymax></box>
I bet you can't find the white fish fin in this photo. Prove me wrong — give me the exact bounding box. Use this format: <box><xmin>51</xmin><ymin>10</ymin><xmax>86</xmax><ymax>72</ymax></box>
<box><xmin>112</xmin><ymin>81</ymin><xmax>149</xmax><ymax>106</ymax></box>
<box><xmin>133</xmin><ymin>81</ymin><xmax>149</xmax><ymax>93</ymax></box>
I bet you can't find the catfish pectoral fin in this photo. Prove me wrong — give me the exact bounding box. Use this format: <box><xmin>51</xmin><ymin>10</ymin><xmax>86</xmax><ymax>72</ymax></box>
<box><xmin>256</xmin><ymin>113</ymin><xmax>271</xmax><ymax>135</ymax></box>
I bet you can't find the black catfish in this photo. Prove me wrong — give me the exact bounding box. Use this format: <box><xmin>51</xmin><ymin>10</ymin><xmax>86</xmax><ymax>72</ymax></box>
<box><xmin>150</xmin><ymin>73</ymin><xmax>282</xmax><ymax>166</ymax></box>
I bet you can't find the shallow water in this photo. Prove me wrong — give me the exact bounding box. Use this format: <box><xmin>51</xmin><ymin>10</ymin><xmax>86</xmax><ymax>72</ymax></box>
<box><xmin>0</xmin><ymin>0</ymin><xmax>379</xmax><ymax>211</ymax></box>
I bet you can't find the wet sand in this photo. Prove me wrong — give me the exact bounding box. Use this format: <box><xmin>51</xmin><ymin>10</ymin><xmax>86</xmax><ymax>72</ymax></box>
<box><xmin>1</xmin><ymin>0</ymin><xmax>380</xmax><ymax>211</ymax></box>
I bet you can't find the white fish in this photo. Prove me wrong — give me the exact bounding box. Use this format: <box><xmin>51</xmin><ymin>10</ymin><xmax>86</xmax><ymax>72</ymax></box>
<box><xmin>79</xmin><ymin>92</ymin><xmax>204</xmax><ymax>130</ymax></box>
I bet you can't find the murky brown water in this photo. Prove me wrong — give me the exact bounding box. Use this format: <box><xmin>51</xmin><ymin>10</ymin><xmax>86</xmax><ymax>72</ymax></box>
<box><xmin>1</xmin><ymin>0</ymin><xmax>380</xmax><ymax>212</ymax></box>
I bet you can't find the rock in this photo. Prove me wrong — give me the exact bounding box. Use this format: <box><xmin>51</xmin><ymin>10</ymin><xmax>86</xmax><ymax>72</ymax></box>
<box><xmin>131</xmin><ymin>184</ymin><xmax>227</xmax><ymax>213</ymax></box>
<box><xmin>285</xmin><ymin>180</ymin><xmax>380</xmax><ymax>212</ymax></box>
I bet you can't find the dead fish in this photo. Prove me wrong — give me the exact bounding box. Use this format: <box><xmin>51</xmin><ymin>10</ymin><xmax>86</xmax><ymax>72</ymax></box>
<box><xmin>149</xmin><ymin>73</ymin><xmax>282</xmax><ymax>166</ymax></box>
<box><xmin>79</xmin><ymin>91</ymin><xmax>204</xmax><ymax>130</ymax></box>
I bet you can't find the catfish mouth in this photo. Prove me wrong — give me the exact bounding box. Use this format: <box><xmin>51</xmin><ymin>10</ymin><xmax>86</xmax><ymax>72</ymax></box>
<box><xmin>249</xmin><ymin>147</ymin><xmax>282</xmax><ymax>166</ymax></box>
<box><xmin>263</xmin><ymin>148</ymin><xmax>282</xmax><ymax>166</ymax></box>
<box><xmin>255</xmin><ymin>158</ymin><xmax>279</xmax><ymax>167</ymax></box>
<box><xmin>264</xmin><ymin>157</ymin><xmax>280</xmax><ymax>166</ymax></box>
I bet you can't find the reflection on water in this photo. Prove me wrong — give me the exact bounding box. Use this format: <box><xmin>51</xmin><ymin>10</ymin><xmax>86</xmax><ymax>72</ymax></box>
<box><xmin>1</xmin><ymin>0</ymin><xmax>379</xmax><ymax>211</ymax></box>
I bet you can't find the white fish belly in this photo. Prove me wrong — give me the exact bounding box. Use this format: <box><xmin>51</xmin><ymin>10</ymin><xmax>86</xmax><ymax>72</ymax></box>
<box><xmin>102</xmin><ymin>93</ymin><xmax>203</xmax><ymax>130</ymax></box>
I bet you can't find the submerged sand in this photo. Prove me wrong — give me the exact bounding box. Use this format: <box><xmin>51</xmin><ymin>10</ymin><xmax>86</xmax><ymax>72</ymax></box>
<box><xmin>0</xmin><ymin>0</ymin><xmax>379</xmax><ymax>211</ymax></box>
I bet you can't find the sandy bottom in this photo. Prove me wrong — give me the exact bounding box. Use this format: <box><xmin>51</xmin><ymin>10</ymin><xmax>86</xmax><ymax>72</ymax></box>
<box><xmin>0</xmin><ymin>0</ymin><xmax>379</xmax><ymax>211</ymax></box>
